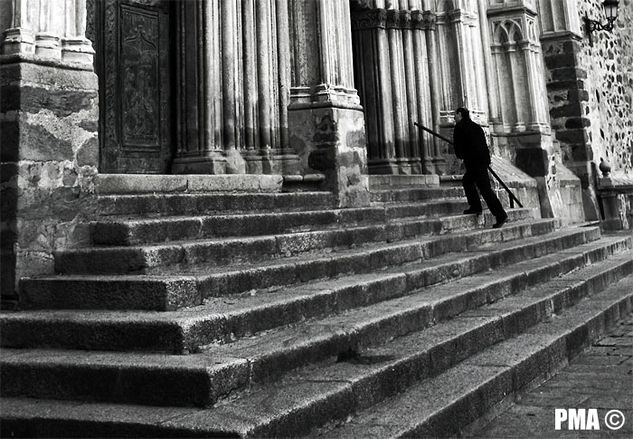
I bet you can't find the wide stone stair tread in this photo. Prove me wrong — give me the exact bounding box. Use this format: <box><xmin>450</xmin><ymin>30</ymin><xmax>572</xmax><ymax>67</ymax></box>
<box><xmin>2</xmin><ymin>267</ymin><xmax>631</xmax><ymax>438</ymax></box>
<box><xmin>17</xmin><ymin>225</ymin><xmax>617</xmax><ymax>313</ymax></box>
<box><xmin>370</xmin><ymin>186</ymin><xmax>466</xmax><ymax>202</ymax></box>
<box><xmin>91</xmin><ymin>199</ymin><xmax>469</xmax><ymax>245</ymax></box>
<box><xmin>1</xmin><ymin>249</ymin><xmax>630</xmax><ymax>409</ymax></box>
<box><xmin>5</xmin><ymin>226</ymin><xmax>613</xmax><ymax>354</ymax></box>
<box><xmin>96</xmin><ymin>187</ymin><xmax>466</xmax><ymax>218</ymax></box>
<box><xmin>314</xmin><ymin>275</ymin><xmax>633</xmax><ymax>439</ymax></box>
<box><xmin>53</xmin><ymin>213</ymin><xmax>546</xmax><ymax>275</ymax></box>
<box><xmin>96</xmin><ymin>191</ymin><xmax>337</xmax><ymax>217</ymax></box>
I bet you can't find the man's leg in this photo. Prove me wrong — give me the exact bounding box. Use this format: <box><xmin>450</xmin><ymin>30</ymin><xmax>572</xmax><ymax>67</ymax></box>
<box><xmin>463</xmin><ymin>169</ymin><xmax>483</xmax><ymax>213</ymax></box>
<box><xmin>474</xmin><ymin>168</ymin><xmax>507</xmax><ymax>224</ymax></box>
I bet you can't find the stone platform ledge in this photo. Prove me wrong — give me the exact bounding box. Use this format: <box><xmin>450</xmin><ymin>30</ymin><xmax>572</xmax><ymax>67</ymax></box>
<box><xmin>369</xmin><ymin>174</ymin><xmax>440</xmax><ymax>189</ymax></box>
<box><xmin>95</xmin><ymin>174</ymin><xmax>284</xmax><ymax>195</ymax></box>
<box><xmin>598</xmin><ymin>175</ymin><xmax>633</xmax><ymax>191</ymax></box>
<box><xmin>0</xmin><ymin>54</ymin><xmax>92</xmax><ymax>71</ymax></box>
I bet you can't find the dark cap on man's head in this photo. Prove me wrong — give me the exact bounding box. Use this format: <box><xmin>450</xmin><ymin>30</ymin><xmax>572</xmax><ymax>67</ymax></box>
<box><xmin>455</xmin><ymin>107</ymin><xmax>470</xmax><ymax>119</ymax></box>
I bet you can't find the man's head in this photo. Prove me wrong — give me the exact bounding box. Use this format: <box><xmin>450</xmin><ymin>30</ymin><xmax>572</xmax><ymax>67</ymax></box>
<box><xmin>454</xmin><ymin>107</ymin><xmax>470</xmax><ymax>123</ymax></box>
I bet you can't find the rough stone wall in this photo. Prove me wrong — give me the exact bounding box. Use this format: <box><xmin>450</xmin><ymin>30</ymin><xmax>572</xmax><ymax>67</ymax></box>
<box><xmin>0</xmin><ymin>62</ymin><xmax>100</xmax><ymax>303</ymax></box>
<box><xmin>576</xmin><ymin>0</ymin><xmax>633</xmax><ymax>178</ymax></box>
<box><xmin>541</xmin><ymin>0</ymin><xmax>633</xmax><ymax>225</ymax></box>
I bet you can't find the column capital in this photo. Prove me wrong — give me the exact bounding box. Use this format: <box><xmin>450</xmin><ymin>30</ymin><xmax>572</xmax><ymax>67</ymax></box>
<box><xmin>350</xmin><ymin>8</ymin><xmax>387</xmax><ymax>31</ymax></box>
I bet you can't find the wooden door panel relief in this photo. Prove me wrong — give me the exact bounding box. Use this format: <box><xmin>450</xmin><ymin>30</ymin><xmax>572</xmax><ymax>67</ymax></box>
<box><xmin>98</xmin><ymin>0</ymin><xmax>172</xmax><ymax>174</ymax></box>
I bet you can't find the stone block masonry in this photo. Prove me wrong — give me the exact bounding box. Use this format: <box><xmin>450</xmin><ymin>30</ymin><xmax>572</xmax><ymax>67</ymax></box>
<box><xmin>542</xmin><ymin>0</ymin><xmax>633</xmax><ymax>227</ymax></box>
<box><xmin>1</xmin><ymin>60</ymin><xmax>99</xmax><ymax>304</ymax></box>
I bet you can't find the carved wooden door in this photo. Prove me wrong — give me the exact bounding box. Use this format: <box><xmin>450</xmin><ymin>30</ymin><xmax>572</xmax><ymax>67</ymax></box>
<box><xmin>97</xmin><ymin>0</ymin><xmax>173</xmax><ymax>174</ymax></box>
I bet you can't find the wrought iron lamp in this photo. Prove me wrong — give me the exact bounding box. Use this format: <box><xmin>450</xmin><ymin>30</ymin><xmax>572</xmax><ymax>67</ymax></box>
<box><xmin>584</xmin><ymin>0</ymin><xmax>620</xmax><ymax>45</ymax></box>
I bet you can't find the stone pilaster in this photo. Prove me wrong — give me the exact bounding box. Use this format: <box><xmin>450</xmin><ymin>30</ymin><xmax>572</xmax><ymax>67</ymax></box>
<box><xmin>486</xmin><ymin>0</ymin><xmax>584</xmax><ymax>224</ymax></box>
<box><xmin>538</xmin><ymin>0</ymin><xmax>601</xmax><ymax>222</ymax></box>
<box><xmin>289</xmin><ymin>0</ymin><xmax>370</xmax><ymax>207</ymax></box>
<box><xmin>0</xmin><ymin>0</ymin><xmax>98</xmax><ymax>303</ymax></box>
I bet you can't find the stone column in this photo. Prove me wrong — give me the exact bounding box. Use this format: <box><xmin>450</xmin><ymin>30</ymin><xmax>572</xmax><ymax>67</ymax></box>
<box><xmin>401</xmin><ymin>10</ymin><xmax>422</xmax><ymax>173</ymax></box>
<box><xmin>172</xmin><ymin>0</ymin><xmax>227</xmax><ymax>174</ymax></box>
<box><xmin>1</xmin><ymin>0</ymin><xmax>99</xmax><ymax>303</ymax></box>
<box><xmin>424</xmin><ymin>11</ymin><xmax>446</xmax><ymax>173</ymax></box>
<box><xmin>386</xmin><ymin>9</ymin><xmax>410</xmax><ymax>174</ymax></box>
<box><xmin>288</xmin><ymin>0</ymin><xmax>370</xmax><ymax>207</ymax></box>
<box><xmin>273</xmin><ymin>0</ymin><xmax>300</xmax><ymax>174</ymax></box>
<box><xmin>222</xmin><ymin>0</ymin><xmax>246</xmax><ymax>173</ymax></box>
<box><xmin>351</xmin><ymin>7</ymin><xmax>397</xmax><ymax>175</ymax></box>
<box><xmin>242</xmin><ymin>0</ymin><xmax>259</xmax><ymax>157</ymax></box>
<box><xmin>477</xmin><ymin>0</ymin><xmax>502</xmax><ymax>130</ymax></box>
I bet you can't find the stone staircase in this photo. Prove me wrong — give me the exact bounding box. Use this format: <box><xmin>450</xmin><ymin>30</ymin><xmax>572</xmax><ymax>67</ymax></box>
<box><xmin>1</xmin><ymin>183</ymin><xmax>632</xmax><ymax>438</ymax></box>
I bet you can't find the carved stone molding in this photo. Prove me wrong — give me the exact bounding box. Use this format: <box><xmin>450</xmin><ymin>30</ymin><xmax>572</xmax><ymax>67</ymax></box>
<box><xmin>350</xmin><ymin>9</ymin><xmax>387</xmax><ymax>31</ymax></box>
<box><xmin>351</xmin><ymin>8</ymin><xmax>435</xmax><ymax>31</ymax></box>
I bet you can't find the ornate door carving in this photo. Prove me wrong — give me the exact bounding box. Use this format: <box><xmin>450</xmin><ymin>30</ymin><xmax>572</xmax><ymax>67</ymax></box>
<box><xmin>97</xmin><ymin>0</ymin><xmax>173</xmax><ymax>173</ymax></box>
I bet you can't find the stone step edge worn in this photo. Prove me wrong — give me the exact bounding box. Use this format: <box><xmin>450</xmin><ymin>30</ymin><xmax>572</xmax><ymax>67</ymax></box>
<box><xmin>1</xmin><ymin>270</ymin><xmax>630</xmax><ymax>437</ymax></box>
<box><xmin>316</xmin><ymin>277</ymin><xmax>633</xmax><ymax>439</ymax></box>
<box><xmin>2</xmin><ymin>249</ymin><xmax>630</xmax><ymax>409</ymax></box>
<box><xmin>91</xmin><ymin>199</ymin><xmax>471</xmax><ymax>246</ymax></box>
<box><xmin>13</xmin><ymin>225</ymin><xmax>606</xmax><ymax>357</ymax></box>
<box><xmin>55</xmin><ymin>219</ymin><xmax>563</xmax><ymax>296</ymax></box>
<box><xmin>53</xmin><ymin>214</ymin><xmax>548</xmax><ymax>276</ymax></box>
<box><xmin>10</xmin><ymin>224</ymin><xmax>596</xmax><ymax>354</ymax></box>
<box><xmin>18</xmin><ymin>225</ymin><xmax>614</xmax><ymax>315</ymax></box>
<box><xmin>96</xmin><ymin>191</ymin><xmax>337</xmax><ymax>217</ymax></box>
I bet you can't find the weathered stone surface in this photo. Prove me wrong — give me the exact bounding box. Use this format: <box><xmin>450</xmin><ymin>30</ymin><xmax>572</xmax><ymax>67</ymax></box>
<box><xmin>289</xmin><ymin>106</ymin><xmax>370</xmax><ymax>208</ymax></box>
<box><xmin>1</xmin><ymin>62</ymin><xmax>99</xmax><ymax>299</ymax></box>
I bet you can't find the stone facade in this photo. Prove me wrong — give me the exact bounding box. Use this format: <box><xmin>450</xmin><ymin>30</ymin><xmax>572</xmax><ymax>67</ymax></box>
<box><xmin>540</xmin><ymin>0</ymin><xmax>633</xmax><ymax>225</ymax></box>
<box><xmin>1</xmin><ymin>0</ymin><xmax>632</xmax><ymax>301</ymax></box>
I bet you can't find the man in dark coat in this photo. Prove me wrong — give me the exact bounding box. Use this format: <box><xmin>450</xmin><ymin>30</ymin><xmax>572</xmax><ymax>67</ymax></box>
<box><xmin>453</xmin><ymin>107</ymin><xmax>507</xmax><ymax>228</ymax></box>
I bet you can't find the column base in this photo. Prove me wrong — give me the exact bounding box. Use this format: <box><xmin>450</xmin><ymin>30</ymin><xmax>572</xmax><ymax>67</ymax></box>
<box><xmin>368</xmin><ymin>159</ymin><xmax>401</xmax><ymax>175</ymax></box>
<box><xmin>35</xmin><ymin>34</ymin><xmax>62</xmax><ymax>59</ymax></box>
<box><xmin>369</xmin><ymin>158</ymin><xmax>427</xmax><ymax>175</ymax></box>
<box><xmin>172</xmin><ymin>154</ymin><xmax>227</xmax><ymax>174</ymax></box>
<box><xmin>1</xmin><ymin>28</ymin><xmax>35</xmax><ymax>56</ymax></box>
<box><xmin>62</xmin><ymin>38</ymin><xmax>95</xmax><ymax>65</ymax></box>
<box><xmin>244</xmin><ymin>150</ymin><xmax>301</xmax><ymax>175</ymax></box>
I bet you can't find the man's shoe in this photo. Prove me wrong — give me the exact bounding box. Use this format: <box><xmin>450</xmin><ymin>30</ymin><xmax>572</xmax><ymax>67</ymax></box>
<box><xmin>493</xmin><ymin>213</ymin><xmax>508</xmax><ymax>229</ymax></box>
<box><xmin>463</xmin><ymin>208</ymin><xmax>482</xmax><ymax>215</ymax></box>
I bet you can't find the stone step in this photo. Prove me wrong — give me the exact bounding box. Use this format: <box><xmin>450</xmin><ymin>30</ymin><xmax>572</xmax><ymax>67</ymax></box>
<box><xmin>317</xmin><ymin>278</ymin><xmax>633</xmax><ymax>439</ymax></box>
<box><xmin>96</xmin><ymin>191</ymin><xmax>336</xmax><ymax>218</ymax></box>
<box><xmin>55</xmin><ymin>209</ymin><xmax>535</xmax><ymax>275</ymax></box>
<box><xmin>2</xmin><ymin>263</ymin><xmax>631</xmax><ymax>438</ymax></box>
<box><xmin>3</xmin><ymin>244</ymin><xmax>630</xmax><ymax>408</ymax></box>
<box><xmin>94</xmin><ymin>174</ymin><xmax>286</xmax><ymax>195</ymax></box>
<box><xmin>19</xmin><ymin>218</ymin><xmax>569</xmax><ymax>314</ymax></box>
<box><xmin>368</xmin><ymin>174</ymin><xmax>440</xmax><ymax>189</ymax></box>
<box><xmin>2</xmin><ymin>231</ymin><xmax>626</xmax><ymax>369</ymax></box>
<box><xmin>370</xmin><ymin>186</ymin><xmax>465</xmax><ymax>203</ymax></box>
<box><xmin>91</xmin><ymin>199</ymin><xmax>469</xmax><ymax>246</ymax></box>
